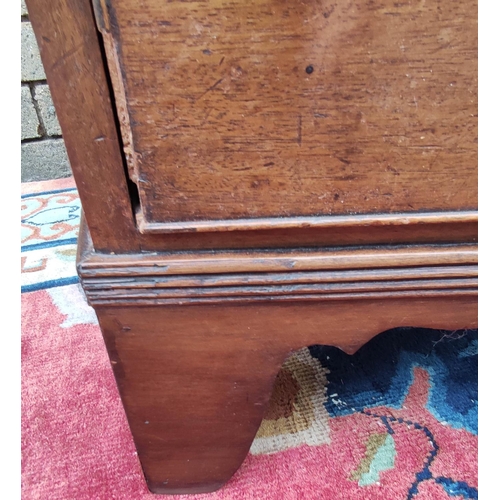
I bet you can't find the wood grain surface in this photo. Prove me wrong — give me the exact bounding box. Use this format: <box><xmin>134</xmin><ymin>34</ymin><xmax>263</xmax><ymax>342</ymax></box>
<box><xmin>96</xmin><ymin>0</ymin><xmax>477</xmax><ymax>226</ymax></box>
<box><xmin>28</xmin><ymin>0</ymin><xmax>477</xmax><ymax>251</ymax></box>
<box><xmin>26</xmin><ymin>0</ymin><xmax>140</xmax><ymax>252</ymax></box>
<box><xmin>29</xmin><ymin>1</ymin><xmax>478</xmax><ymax>495</ymax></box>
<box><xmin>140</xmin><ymin>216</ymin><xmax>478</xmax><ymax>250</ymax></box>
<box><xmin>78</xmin><ymin>240</ymin><xmax>478</xmax><ymax>278</ymax></box>
<box><xmin>79</xmin><ymin>223</ymin><xmax>477</xmax><ymax>306</ymax></box>
<box><xmin>95</xmin><ymin>296</ymin><xmax>477</xmax><ymax>494</ymax></box>
<box><xmin>78</xmin><ymin>211</ymin><xmax>477</xmax><ymax>493</ymax></box>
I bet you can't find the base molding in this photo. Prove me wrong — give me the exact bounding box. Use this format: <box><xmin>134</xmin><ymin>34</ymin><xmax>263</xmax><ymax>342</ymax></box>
<box><xmin>78</xmin><ymin>221</ymin><xmax>477</xmax><ymax>307</ymax></box>
<box><xmin>76</xmin><ymin>221</ymin><xmax>477</xmax><ymax>495</ymax></box>
<box><xmin>82</xmin><ymin>270</ymin><xmax>477</xmax><ymax>306</ymax></box>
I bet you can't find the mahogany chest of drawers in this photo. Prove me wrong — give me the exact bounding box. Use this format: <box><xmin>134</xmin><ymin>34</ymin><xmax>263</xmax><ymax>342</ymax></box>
<box><xmin>27</xmin><ymin>0</ymin><xmax>477</xmax><ymax>494</ymax></box>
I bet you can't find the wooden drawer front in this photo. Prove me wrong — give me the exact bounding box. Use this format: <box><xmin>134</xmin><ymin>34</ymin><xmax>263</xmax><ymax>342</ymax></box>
<box><xmin>95</xmin><ymin>0</ymin><xmax>477</xmax><ymax>231</ymax></box>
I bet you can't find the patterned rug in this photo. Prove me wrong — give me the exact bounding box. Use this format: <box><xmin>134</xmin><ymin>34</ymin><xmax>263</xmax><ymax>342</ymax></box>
<box><xmin>21</xmin><ymin>179</ymin><xmax>478</xmax><ymax>500</ymax></box>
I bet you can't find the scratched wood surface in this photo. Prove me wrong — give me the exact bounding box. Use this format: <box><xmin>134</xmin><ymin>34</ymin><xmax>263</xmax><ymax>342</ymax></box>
<box><xmin>97</xmin><ymin>0</ymin><xmax>477</xmax><ymax>225</ymax></box>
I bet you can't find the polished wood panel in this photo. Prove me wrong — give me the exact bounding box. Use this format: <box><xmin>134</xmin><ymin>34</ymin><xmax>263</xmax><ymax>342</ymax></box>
<box><xmin>95</xmin><ymin>0</ymin><xmax>477</xmax><ymax>225</ymax></box>
<box><xmin>27</xmin><ymin>0</ymin><xmax>477</xmax><ymax>252</ymax></box>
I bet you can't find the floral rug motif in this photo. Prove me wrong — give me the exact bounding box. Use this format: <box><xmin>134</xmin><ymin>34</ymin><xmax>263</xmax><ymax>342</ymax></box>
<box><xmin>21</xmin><ymin>178</ymin><xmax>478</xmax><ymax>500</ymax></box>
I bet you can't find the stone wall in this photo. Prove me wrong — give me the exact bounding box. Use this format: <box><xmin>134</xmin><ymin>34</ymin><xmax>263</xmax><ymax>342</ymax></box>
<box><xmin>21</xmin><ymin>0</ymin><xmax>71</xmax><ymax>182</ymax></box>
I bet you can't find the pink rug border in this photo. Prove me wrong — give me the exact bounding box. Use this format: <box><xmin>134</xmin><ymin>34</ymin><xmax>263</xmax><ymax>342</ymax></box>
<box><xmin>21</xmin><ymin>176</ymin><xmax>76</xmax><ymax>195</ymax></box>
